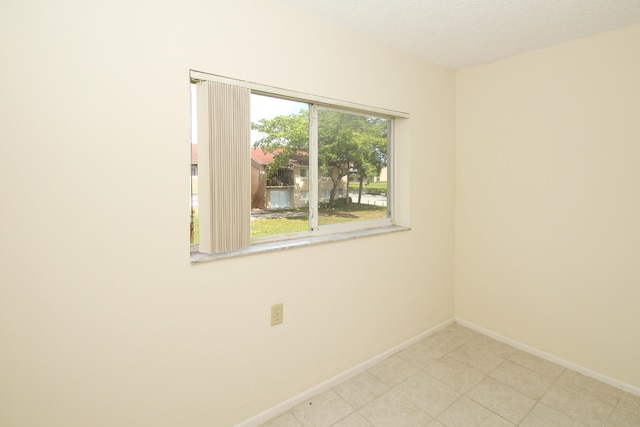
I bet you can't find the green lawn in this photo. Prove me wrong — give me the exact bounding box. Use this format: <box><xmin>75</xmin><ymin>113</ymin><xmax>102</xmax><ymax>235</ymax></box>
<box><xmin>252</xmin><ymin>204</ymin><xmax>387</xmax><ymax>238</ymax></box>
<box><xmin>348</xmin><ymin>181</ymin><xmax>387</xmax><ymax>195</ymax></box>
<box><xmin>349</xmin><ymin>181</ymin><xmax>387</xmax><ymax>189</ymax></box>
<box><xmin>191</xmin><ymin>214</ymin><xmax>199</xmax><ymax>245</ymax></box>
<box><xmin>192</xmin><ymin>204</ymin><xmax>387</xmax><ymax>243</ymax></box>
<box><xmin>251</xmin><ymin>215</ymin><xmax>309</xmax><ymax>238</ymax></box>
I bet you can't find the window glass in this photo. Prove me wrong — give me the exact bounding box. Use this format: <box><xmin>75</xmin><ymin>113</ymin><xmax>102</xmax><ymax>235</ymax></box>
<box><xmin>190</xmin><ymin>84</ymin><xmax>199</xmax><ymax>245</ymax></box>
<box><xmin>250</xmin><ymin>94</ymin><xmax>309</xmax><ymax>239</ymax></box>
<box><xmin>189</xmin><ymin>76</ymin><xmax>397</xmax><ymax>257</ymax></box>
<box><xmin>316</xmin><ymin>108</ymin><xmax>390</xmax><ymax>228</ymax></box>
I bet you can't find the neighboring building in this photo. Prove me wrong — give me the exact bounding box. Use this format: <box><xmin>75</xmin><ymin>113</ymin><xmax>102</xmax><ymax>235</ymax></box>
<box><xmin>377</xmin><ymin>166</ymin><xmax>388</xmax><ymax>183</ymax></box>
<box><xmin>251</xmin><ymin>148</ymin><xmax>305</xmax><ymax>210</ymax></box>
<box><xmin>251</xmin><ymin>147</ymin><xmax>347</xmax><ymax>210</ymax></box>
<box><xmin>192</xmin><ymin>145</ymin><xmax>347</xmax><ymax>211</ymax></box>
<box><xmin>250</xmin><ymin>147</ymin><xmax>272</xmax><ymax>209</ymax></box>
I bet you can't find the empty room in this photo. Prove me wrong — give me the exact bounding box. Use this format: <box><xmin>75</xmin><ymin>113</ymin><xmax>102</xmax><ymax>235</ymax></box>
<box><xmin>1</xmin><ymin>1</ymin><xmax>639</xmax><ymax>426</ymax></box>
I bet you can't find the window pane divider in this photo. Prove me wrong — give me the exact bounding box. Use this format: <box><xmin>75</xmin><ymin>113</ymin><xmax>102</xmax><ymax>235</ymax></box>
<box><xmin>309</xmin><ymin>104</ymin><xmax>319</xmax><ymax>231</ymax></box>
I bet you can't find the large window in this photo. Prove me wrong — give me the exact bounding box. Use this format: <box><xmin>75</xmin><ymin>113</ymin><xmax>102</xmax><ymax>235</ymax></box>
<box><xmin>190</xmin><ymin>71</ymin><xmax>407</xmax><ymax>260</ymax></box>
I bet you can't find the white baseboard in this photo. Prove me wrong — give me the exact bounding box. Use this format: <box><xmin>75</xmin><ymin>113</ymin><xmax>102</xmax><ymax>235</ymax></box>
<box><xmin>235</xmin><ymin>318</ymin><xmax>454</xmax><ymax>427</ymax></box>
<box><xmin>454</xmin><ymin>317</ymin><xmax>640</xmax><ymax>397</ymax></box>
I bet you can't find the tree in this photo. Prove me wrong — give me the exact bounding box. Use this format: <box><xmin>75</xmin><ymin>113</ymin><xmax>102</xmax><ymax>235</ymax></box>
<box><xmin>252</xmin><ymin>109</ymin><xmax>387</xmax><ymax>208</ymax></box>
<box><xmin>251</xmin><ymin>110</ymin><xmax>310</xmax><ymax>182</ymax></box>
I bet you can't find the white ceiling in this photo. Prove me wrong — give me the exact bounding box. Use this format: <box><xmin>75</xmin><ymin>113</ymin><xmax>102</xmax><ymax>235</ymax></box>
<box><xmin>274</xmin><ymin>0</ymin><xmax>640</xmax><ymax>69</ymax></box>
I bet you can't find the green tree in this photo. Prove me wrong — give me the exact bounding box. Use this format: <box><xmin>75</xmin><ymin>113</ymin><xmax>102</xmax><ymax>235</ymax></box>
<box><xmin>252</xmin><ymin>109</ymin><xmax>387</xmax><ymax>208</ymax></box>
<box><xmin>251</xmin><ymin>110</ymin><xmax>310</xmax><ymax>181</ymax></box>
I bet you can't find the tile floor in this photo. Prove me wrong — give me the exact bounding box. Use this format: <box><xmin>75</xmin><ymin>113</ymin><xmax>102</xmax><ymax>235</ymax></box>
<box><xmin>259</xmin><ymin>323</ymin><xmax>640</xmax><ymax>426</ymax></box>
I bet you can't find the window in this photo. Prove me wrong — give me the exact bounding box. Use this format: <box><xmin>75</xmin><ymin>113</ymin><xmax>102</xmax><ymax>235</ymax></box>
<box><xmin>190</xmin><ymin>71</ymin><xmax>408</xmax><ymax>260</ymax></box>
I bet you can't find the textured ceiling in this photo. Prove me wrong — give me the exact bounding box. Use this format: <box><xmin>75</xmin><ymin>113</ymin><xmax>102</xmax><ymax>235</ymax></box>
<box><xmin>274</xmin><ymin>0</ymin><xmax>640</xmax><ymax>69</ymax></box>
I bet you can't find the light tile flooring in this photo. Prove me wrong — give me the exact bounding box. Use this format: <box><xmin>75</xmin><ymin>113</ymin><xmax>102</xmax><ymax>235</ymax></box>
<box><xmin>260</xmin><ymin>323</ymin><xmax>640</xmax><ymax>427</ymax></box>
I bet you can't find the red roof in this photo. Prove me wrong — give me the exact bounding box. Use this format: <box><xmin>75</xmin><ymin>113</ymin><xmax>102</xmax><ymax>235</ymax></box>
<box><xmin>250</xmin><ymin>147</ymin><xmax>275</xmax><ymax>164</ymax></box>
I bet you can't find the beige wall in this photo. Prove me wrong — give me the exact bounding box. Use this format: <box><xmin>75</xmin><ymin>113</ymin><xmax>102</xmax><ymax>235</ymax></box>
<box><xmin>0</xmin><ymin>1</ymin><xmax>455</xmax><ymax>426</ymax></box>
<box><xmin>456</xmin><ymin>24</ymin><xmax>640</xmax><ymax>389</ymax></box>
<box><xmin>10</xmin><ymin>0</ymin><xmax>637</xmax><ymax>424</ymax></box>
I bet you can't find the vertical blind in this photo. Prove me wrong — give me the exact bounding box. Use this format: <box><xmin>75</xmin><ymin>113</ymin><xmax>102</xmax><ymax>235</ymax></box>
<box><xmin>196</xmin><ymin>81</ymin><xmax>251</xmax><ymax>254</ymax></box>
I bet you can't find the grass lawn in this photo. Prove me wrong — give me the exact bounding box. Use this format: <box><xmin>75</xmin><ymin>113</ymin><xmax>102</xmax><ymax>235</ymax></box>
<box><xmin>251</xmin><ymin>204</ymin><xmax>387</xmax><ymax>238</ymax></box>
<box><xmin>251</xmin><ymin>216</ymin><xmax>309</xmax><ymax>238</ymax></box>
<box><xmin>348</xmin><ymin>181</ymin><xmax>387</xmax><ymax>195</ymax></box>
<box><xmin>191</xmin><ymin>215</ymin><xmax>200</xmax><ymax>245</ymax></box>
<box><xmin>192</xmin><ymin>204</ymin><xmax>387</xmax><ymax>243</ymax></box>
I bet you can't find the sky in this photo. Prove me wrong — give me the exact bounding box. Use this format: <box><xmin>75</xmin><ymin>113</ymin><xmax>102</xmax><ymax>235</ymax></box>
<box><xmin>250</xmin><ymin>94</ymin><xmax>307</xmax><ymax>143</ymax></box>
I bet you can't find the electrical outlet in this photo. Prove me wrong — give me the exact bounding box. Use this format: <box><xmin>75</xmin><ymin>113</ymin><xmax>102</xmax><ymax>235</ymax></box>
<box><xmin>271</xmin><ymin>303</ymin><xmax>283</xmax><ymax>326</ymax></box>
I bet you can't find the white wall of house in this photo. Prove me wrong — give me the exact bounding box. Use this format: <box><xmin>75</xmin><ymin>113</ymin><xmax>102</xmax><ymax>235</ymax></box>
<box><xmin>377</xmin><ymin>166</ymin><xmax>388</xmax><ymax>183</ymax></box>
<box><xmin>456</xmin><ymin>24</ymin><xmax>640</xmax><ymax>390</ymax></box>
<box><xmin>0</xmin><ymin>1</ymin><xmax>455</xmax><ymax>426</ymax></box>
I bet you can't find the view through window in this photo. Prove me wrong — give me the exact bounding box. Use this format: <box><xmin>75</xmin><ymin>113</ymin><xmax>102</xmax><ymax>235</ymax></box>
<box><xmin>249</xmin><ymin>95</ymin><xmax>310</xmax><ymax>239</ymax></box>
<box><xmin>190</xmin><ymin>85</ymin><xmax>391</xmax><ymax>251</ymax></box>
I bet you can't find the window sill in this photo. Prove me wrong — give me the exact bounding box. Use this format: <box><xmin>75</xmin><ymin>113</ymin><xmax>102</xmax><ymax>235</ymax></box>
<box><xmin>190</xmin><ymin>225</ymin><xmax>410</xmax><ymax>264</ymax></box>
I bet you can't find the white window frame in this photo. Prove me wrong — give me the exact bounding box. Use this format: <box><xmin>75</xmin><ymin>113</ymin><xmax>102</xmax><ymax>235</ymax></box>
<box><xmin>190</xmin><ymin>70</ymin><xmax>410</xmax><ymax>262</ymax></box>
